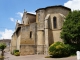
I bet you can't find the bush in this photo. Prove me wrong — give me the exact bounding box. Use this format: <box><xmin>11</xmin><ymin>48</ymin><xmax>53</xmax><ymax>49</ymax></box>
<box><xmin>14</xmin><ymin>52</ymin><xmax>20</xmax><ymax>56</ymax></box>
<box><xmin>13</xmin><ymin>50</ymin><xmax>19</xmax><ymax>55</ymax></box>
<box><xmin>49</xmin><ymin>42</ymin><xmax>71</xmax><ymax>58</ymax></box>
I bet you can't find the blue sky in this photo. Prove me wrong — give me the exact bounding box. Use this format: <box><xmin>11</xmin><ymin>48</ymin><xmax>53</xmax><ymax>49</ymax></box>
<box><xmin>0</xmin><ymin>0</ymin><xmax>80</xmax><ymax>39</ymax></box>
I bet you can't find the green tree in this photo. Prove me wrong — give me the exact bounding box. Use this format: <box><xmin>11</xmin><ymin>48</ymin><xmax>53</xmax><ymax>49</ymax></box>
<box><xmin>60</xmin><ymin>10</ymin><xmax>80</xmax><ymax>44</ymax></box>
<box><xmin>0</xmin><ymin>43</ymin><xmax>6</xmax><ymax>56</ymax></box>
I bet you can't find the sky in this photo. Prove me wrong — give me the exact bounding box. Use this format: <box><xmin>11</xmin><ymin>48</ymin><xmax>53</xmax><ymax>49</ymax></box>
<box><xmin>0</xmin><ymin>0</ymin><xmax>80</xmax><ymax>39</ymax></box>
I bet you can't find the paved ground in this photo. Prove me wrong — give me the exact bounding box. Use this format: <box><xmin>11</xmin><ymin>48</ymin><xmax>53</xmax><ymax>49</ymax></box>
<box><xmin>4</xmin><ymin>52</ymin><xmax>77</xmax><ymax>60</ymax></box>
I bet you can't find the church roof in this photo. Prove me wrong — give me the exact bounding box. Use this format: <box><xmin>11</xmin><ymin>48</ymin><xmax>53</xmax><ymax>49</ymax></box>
<box><xmin>35</xmin><ymin>5</ymin><xmax>71</xmax><ymax>12</ymax></box>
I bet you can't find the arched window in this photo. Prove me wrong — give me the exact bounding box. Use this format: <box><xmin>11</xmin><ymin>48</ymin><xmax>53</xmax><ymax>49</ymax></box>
<box><xmin>53</xmin><ymin>17</ymin><xmax>57</xmax><ymax>29</ymax></box>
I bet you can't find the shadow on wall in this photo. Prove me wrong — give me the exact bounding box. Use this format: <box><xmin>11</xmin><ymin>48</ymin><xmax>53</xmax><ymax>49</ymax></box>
<box><xmin>48</xmin><ymin>29</ymin><xmax>54</xmax><ymax>46</ymax></box>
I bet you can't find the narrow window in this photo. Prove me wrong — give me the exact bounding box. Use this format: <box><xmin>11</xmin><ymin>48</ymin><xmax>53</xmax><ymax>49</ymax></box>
<box><xmin>53</xmin><ymin>17</ymin><xmax>57</xmax><ymax>29</ymax></box>
<box><xmin>30</xmin><ymin>31</ymin><xmax>32</xmax><ymax>38</ymax></box>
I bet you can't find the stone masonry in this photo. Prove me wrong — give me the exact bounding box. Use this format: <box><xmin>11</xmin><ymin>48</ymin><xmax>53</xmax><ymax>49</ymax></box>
<box><xmin>11</xmin><ymin>5</ymin><xmax>71</xmax><ymax>55</ymax></box>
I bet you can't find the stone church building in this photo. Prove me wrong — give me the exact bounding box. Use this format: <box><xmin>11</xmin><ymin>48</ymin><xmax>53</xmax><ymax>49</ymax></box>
<box><xmin>10</xmin><ymin>5</ymin><xmax>71</xmax><ymax>55</ymax></box>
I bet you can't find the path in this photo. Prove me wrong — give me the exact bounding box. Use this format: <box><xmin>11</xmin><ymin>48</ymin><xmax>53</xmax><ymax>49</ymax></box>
<box><xmin>4</xmin><ymin>52</ymin><xmax>77</xmax><ymax>60</ymax></box>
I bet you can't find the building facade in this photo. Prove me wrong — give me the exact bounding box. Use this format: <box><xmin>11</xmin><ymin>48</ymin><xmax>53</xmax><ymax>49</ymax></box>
<box><xmin>11</xmin><ymin>5</ymin><xmax>71</xmax><ymax>55</ymax></box>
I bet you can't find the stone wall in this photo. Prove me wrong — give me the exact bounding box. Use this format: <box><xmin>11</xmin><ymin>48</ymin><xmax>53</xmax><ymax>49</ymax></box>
<box><xmin>16</xmin><ymin>35</ymin><xmax>21</xmax><ymax>50</ymax></box>
<box><xmin>27</xmin><ymin>13</ymin><xmax>36</xmax><ymax>23</ymax></box>
<box><xmin>50</xmin><ymin>13</ymin><xmax>64</xmax><ymax>30</ymax></box>
<box><xmin>20</xmin><ymin>45</ymin><xmax>36</xmax><ymax>55</ymax></box>
<box><xmin>11</xmin><ymin>33</ymin><xmax>17</xmax><ymax>53</ymax></box>
<box><xmin>21</xmin><ymin>25</ymin><xmax>32</xmax><ymax>44</ymax></box>
<box><xmin>46</xmin><ymin>7</ymin><xmax>70</xmax><ymax>16</ymax></box>
<box><xmin>52</xmin><ymin>30</ymin><xmax>63</xmax><ymax>42</ymax></box>
<box><xmin>36</xmin><ymin>10</ymin><xmax>45</xmax><ymax>30</ymax></box>
<box><xmin>20</xmin><ymin>23</ymin><xmax>36</xmax><ymax>45</ymax></box>
<box><xmin>37</xmin><ymin>30</ymin><xmax>44</xmax><ymax>54</ymax></box>
<box><xmin>30</xmin><ymin>23</ymin><xmax>37</xmax><ymax>44</ymax></box>
<box><xmin>22</xmin><ymin>12</ymin><xmax>36</xmax><ymax>25</ymax></box>
<box><xmin>48</xmin><ymin>29</ymin><xmax>54</xmax><ymax>46</ymax></box>
<box><xmin>37</xmin><ymin>45</ymin><xmax>44</xmax><ymax>54</ymax></box>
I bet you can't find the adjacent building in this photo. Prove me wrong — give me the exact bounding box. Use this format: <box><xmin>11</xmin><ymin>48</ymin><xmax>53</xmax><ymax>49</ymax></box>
<box><xmin>11</xmin><ymin>5</ymin><xmax>71</xmax><ymax>55</ymax></box>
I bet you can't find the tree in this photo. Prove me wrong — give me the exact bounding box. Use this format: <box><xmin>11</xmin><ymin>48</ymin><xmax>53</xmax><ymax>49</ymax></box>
<box><xmin>0</xmin><ymin>43</ymin><xmax>6</xmax><ymax>56</ymax></box>
<box><xmin>60</xmin><ymin>10</ymin><xmax>80</xmax><ymax>44</ymax></box>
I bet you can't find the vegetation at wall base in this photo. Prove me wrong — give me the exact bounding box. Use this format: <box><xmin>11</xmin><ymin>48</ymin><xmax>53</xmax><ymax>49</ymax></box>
<box><xmin>13</xmin><ymin>50</ymin><xmax>20</xmax><ymax>56</ymax></box>
<box><xmin>14</xmin><ymin>52</ymin><xmax>20</xmax><ymax>56</ymax></box>
<box><xmin>13</xmin><ymin>50</ymin><xmax>19</xmax><ymax>55</ymax></box>
<box><xmin>49</xmin><ymin>42</ymin><xmax>72</xmax><ymax>58</ymax></box>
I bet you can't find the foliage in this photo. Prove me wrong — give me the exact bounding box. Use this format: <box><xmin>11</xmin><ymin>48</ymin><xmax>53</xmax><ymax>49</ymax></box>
<box><xmin>60</xmin><ymin>10</ymin><xmax>80</xmax><ymax>44</ymax></box>
<box><xmin>14</xmin><ymin>52</ymin><xmax>20</xmax><ymax>56</ymax></box>
<box><xmin>0</xmin><ymin>43</ymin><xmax>6</xmax><ymax>56</ymax></box>
<box><xmin>49</xmin><ymin>42</ymin><xmax>71</xmax><ymax>58</ymax></box>
<box><xmin>69</xmin><ymin>44</ymin><xmax>80</xmax><ymax>55</ymax></box>
<box><xmin>13</xmin><ymin>49</ymin><xmax>20</xmax><ymax>56</ymax></box>
<box><xmin>0</xmin><ymin>43</ymin><xmax>6</xmax><ymax>51</ymax></box>
<box><xmin>13</xmin><ymin>49</ymin><xmax>19</xmax><ymax>55</ymax></box>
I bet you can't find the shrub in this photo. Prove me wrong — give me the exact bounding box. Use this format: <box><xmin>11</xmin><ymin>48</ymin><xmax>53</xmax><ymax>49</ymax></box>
<box><xmin>49</xmin><ymin>42</ymin><xmax>71</xmax><ymax>58</ymax></box>
<box><xmin>14</xmin><ymin>52</ymin><xmax>20</xmax><ymax>56</ymax></box>
<box><xmin>13</xmin><ymin>50</ymin><xmax>19</xmax><ymax>55</ymax></box>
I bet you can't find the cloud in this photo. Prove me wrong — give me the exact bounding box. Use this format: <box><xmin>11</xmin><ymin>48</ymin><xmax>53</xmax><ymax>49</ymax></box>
<box><xmin>10</xmin><ymin>12</ymin><xmax>23</xmax><ymax>24</ymax></box>
<box><xmin>17</xmin><ymin>12</ymin><xmax>23</xmax><ymax>18</ymax></box>
<box><xmin>17</xmin><ymin>20</ymin><xmax>21</xmax><ymax>24</ymax></box>
<box><xmin>64</xmin><ymin>0</ymin><xmax>80</xmax><ymax>11</ymax></box>
<box><xmin>0</xmin><ymin>29</ymin><xmax>14</xmax><ymax>39</ymax></box>
<box><xmin>10</xmin><ymin>18</ymin><xmax>15</xmax><ymax>22</ymax></box>
<box><xmin>9</xmin><ymin>18</ymin><xmax>21</xmax><ymax>24</ymax></box>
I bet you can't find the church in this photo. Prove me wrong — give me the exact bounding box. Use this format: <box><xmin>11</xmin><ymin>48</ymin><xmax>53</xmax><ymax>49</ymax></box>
<box><xmin>10</xmin><ymin>5</ymin><xmax>71</xmax><ymax>55</ymax></box>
